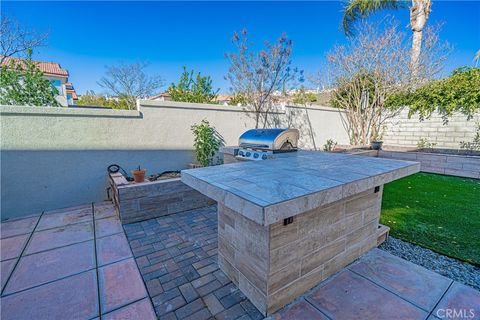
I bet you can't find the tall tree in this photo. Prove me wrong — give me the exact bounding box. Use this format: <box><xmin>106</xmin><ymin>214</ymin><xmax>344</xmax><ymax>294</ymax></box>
<box><xmin>328</xmin><ymin>20</ymin><xmax>448</xmax><ymax>145</ymax></box>
<box><xmin>342</xmin><ymin>0</ymin><xmax>432</xmax><ymax>79</ymax></box>
<box><xmin>0</xmin><ymin>16</ymin><xmax>48</xmax><ymax>64</ymax></box>
<box><xmin>225</xmin><ymin>29</ymin><xmax>302</xmax><ymax>128</ymax></box>
<box><xmin>98</xmin><ymin>62</ymin><xmax>164</xmax><ymax>110</ymax></box>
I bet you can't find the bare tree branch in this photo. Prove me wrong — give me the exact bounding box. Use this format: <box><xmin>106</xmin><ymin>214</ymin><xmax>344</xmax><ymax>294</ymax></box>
<box><xmin>98</xmin><ymin>62</ymin><xmax>164</xmax><ymax>110</ymax></box>
<box><xmin>0</xmin><ymin>16</ymin><xmax>48</xmax><ymax>64</ymax></box>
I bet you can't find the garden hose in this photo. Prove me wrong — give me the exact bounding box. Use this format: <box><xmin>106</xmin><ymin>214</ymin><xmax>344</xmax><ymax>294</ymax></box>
<box><xmin>107</xmin><ymin>164</ymin><xmax>133</xmax><ymax>181</ymax></box>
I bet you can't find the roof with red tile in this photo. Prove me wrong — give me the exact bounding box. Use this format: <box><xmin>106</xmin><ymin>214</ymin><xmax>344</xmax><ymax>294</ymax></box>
<box><xmin>1</xmin><ymin>56</ymin><xmax>69</xmax><ymax>77</ymax></box>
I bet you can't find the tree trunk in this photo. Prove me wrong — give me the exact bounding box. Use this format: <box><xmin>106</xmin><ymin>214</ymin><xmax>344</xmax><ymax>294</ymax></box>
<box><xmin>410</xmin><ymin>0</ymin><xmax>431</xmax><ymax>80</ymax></box>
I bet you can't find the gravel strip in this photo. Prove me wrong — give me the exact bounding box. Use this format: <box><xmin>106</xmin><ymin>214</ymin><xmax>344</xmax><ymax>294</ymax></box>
<box><xmin>379</xmin><ymin>236</ymin><xmax>480</xmax><ymax>291</ymax></box>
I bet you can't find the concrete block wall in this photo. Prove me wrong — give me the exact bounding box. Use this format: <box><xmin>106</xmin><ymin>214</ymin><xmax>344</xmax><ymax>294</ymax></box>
<box><xmin>383</xmin><ymin>109</ymin><xmax>479</xmax><ymax>149</ymax></box>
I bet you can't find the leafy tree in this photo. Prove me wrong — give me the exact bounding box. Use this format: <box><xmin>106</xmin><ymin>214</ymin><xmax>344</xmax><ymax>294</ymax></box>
<box><xmin>225</xmin><ymin>29</ymin><xmax>303</xmax><ymax>128</ymax></box>
<box><xmin>292</xmin><ymin>88</ymin><xmax>317</xmax><ymax>104</ymax></box>
<box><xmin>77</xmin><ymin>90</ymin><xmax>130</xmax><ymax>109</ymax></box>
<box><xmin>342</xmin><ymin>0</ymin><xmax>433</xmax><ymax>80</ymax></box>
<box><xmin>387</xmin><ymin>67</ymin><xmax>480</xmax><ymax>122</ymax></box>
<box><xmin>0</xmin><ymin>49</ymin><xmax>59</xmax><ymax>106</ymax></box>
<box><xmin>98</xmin><ymin>62</ymin><xmax>164</xmax><ymax>110</ymax></box>
<box><xmin>168</xmin><ymin>66</ymin><xmax>219</xmax><ymax>103</ymax></box>
<box><xmin>228</xmin><ymin>93</ymin><xmax>248</xmax><ymax>106</ymax></box>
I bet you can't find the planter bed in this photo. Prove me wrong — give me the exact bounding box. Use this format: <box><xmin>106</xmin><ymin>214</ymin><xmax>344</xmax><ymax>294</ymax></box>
<box><xmin>333</xmin><ymin>145</ymin><xmax>480</xmax><ymax>179</ymax></box>
<box><xmin>109</xmin><ymin>172</ymin><xmax>215</xmax><ymax>224</ymax></box>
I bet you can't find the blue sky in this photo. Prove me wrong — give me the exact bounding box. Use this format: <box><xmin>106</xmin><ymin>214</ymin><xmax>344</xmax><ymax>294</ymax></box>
<box><xmin>3</xmin><ymin>1</ymin><xmax>480</xmax><ymax>94</ymax></box>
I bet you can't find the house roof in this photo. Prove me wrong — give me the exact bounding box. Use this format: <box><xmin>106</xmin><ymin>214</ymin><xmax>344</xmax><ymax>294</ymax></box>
<box><xmin>1</xmin><ymin>56</ymin><xmax>69</xmax><ymax>77</ymax></box>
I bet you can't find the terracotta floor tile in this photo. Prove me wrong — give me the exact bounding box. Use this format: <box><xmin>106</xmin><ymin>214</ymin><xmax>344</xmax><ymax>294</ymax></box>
<box><xmin>1</xmin><ymin>216</ymin><xmax>39</xmax><ymax>239</ymax></box>
<box><xmin>1</xmin><ymin>234</ymin><xmax>29</xmax><ymax>261</ymax></box>
<box><xmin>99</xmin><ymin>258</ymin><xmax>147</xmax><ymax>313</ymax></box>
<box><xmin>270</xmin><ymin>300</ymin><xmax>329</xmax><ymax>320</ymax></box>
<box><xmin>95</xmin><ymin>216</ymin><xmax>123</xmax><ymax>238</ymax></box>
<box><xmin>1</xmin><ymin>259</ymin><xmax>17</xmax><ymax>291</ymax></box>
<box><xmin>4</xmin><ymin>240</ymin><xmax>95</xmax><ymax>294</ymax></box>
<box><xmin>349</xmin><ymin>248</ymin><xmax>452</xmax><ymax>311</ymax></box>
<box><xmin>307</xmin><ymin>270</ymin><xmax>428</xmax><ymax>320</ymax></box>
<box><xmin>433</xmin><ymin>282</ymin><xmax>480</xmax><ymax>320</ymax></box>
<box><xmin>25</xmin><ymin>221</ymin><xmax>94</xmax><ymax>255</ymax></box>
<box><xmin>94</xmin><ymin>202</ymin><xmax>118</xmax><ymax>220</ymax></box>
<box><xmin>37</xmin><ymin>206</ymin><xmax>92</xmax><ymax>231</ymax></box>
<box><xmin>96</xmin><ymin>233</ymin><xmax>132</xmax><ymax>266</ymax></box>
<box><xmin>103</xmin><ymin>298</ymin><xmax>156</xmax><ymax>320</ymax></box>
<box><xmin>0</xmin><ymin>270</ymin><xmax>98</xmax><ymax>320</ymax></box>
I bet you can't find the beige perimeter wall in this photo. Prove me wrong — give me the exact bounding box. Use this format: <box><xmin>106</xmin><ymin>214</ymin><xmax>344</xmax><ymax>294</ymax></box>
<box><xmin>383</xmin><ymin>109</ymin><xmax>479</xmax><ymax>149</ymax></box>
<box><xmin>1</xmin><ymin>101</ymin><xmax>349</xmax><ymax>219</ymax></box>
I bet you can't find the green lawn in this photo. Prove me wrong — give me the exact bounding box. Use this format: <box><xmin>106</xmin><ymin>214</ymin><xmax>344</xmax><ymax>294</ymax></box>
<box><xmin>380</xmin><ymin>172</ymin><xmax>480</xmax><ymax>265</ymax></box>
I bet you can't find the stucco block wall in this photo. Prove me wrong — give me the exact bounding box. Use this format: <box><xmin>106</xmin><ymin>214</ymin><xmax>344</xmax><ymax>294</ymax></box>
<box><xmin>383</xmin><ymin>109</ymin><xmax>479</xmax><ymax>149</ymax></box>
<box><xmin>0</xmin><ymin>102</ymin><xmax>348</xmax><ymax>219</ymax></box>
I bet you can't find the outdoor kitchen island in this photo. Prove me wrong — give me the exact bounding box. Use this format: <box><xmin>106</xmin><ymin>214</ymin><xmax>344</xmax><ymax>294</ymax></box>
<box><xmin>181</xmin><ymin>151</ymin><xmax>420</xmax><ymax>315</ymax></box>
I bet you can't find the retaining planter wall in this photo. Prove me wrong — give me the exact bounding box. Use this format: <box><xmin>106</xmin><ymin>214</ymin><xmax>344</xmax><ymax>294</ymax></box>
<box><xmin>109</xmin><ymin>173</ymin><xmax>215</xmax><ymax>224</ymax></box>
<box><xmin>378</xmin><ymin>150</ymin><xmax>480</xmax><ymax>179</ymax></box>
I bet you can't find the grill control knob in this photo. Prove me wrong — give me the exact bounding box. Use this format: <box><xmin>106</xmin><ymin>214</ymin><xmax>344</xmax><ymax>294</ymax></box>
<box><xmin>262</xmin><ymin>154</ymin><xmax>267</xmax><ymax>160</ymax></box>
<box><xmin>246</xmin><ymin>152</ymin><xmax>251</xmax><ymax>157</ymax></box>
<box><xmin>253</xmin><ymin>153</ymin><xmax>259</xmax><ymax>159</ymax></box>
<box><xmin>239</xmin><ymin>150</ymin><xmax>244</xmax><ymax>156</ymax></box>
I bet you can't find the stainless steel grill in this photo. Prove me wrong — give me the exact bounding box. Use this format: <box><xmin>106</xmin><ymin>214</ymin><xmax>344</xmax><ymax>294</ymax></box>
<box><xmin>236</xmin><ymin>128</ymin><xmax>299</xmax><ymax>161</ymax></box>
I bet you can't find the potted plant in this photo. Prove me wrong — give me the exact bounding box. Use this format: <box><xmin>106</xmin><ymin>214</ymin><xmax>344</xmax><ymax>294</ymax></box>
<box><xmin>190</xmin><ymin>119</ymin><xmax>223</xmax><ymax>168</ymax></box>
<box><xmin>370</xmin><ymin>128</ymin><xmax>384</xmax><ymax>150</ymax></box>
<box><xmin>131</xmin><ymin>165</ymin><xmax>146</xmax><ymax>183</ymax></box>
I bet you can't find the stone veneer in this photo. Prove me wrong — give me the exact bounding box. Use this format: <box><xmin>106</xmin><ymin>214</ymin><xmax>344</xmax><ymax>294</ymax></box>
<box><xmin>378</xmin><ymin>150</ymin><xmax>480</xmax><ymax>179</ymax></box>
<box><xmin>218</xmin><ymin>187</ymin><xmax>383</xmax><ymax>315</ymax></box>
<box><xmin>109</xmin><ymin>173</ymin><xmax>215</xmax><ymax>224</ymax></box>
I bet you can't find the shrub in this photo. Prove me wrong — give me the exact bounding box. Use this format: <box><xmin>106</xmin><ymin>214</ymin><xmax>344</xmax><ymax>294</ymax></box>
<box><xmin>191</xmin><ymin>120</ymin><xmax>223</xmax><ymax>166</ymax></box>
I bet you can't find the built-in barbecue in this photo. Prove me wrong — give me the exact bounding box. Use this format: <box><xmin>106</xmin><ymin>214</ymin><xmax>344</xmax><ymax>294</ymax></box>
<box><xmin>236</xmin><ymin>128</ymin><xmax>299</xmax><ymax>161</ymax></box>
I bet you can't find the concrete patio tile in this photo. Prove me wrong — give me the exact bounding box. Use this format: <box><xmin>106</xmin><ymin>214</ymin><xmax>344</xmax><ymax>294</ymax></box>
<box><xmin>96</xmin><ymin>232</ymin><xmax>132</xmax><ymax>266</ymax></box>
<box><xmin>307</xmin><ymin>270</ymin><xmax>428</xmax><ymax>320</ymax></box>
<box><xmin>1</xmin><ymin>216</ymin><xmax>39</xmax><ymax>239</ymax></box>
<box><xmin>36</xmin><ymin>206</ymin><xmax>92</xmax><ymax>231</ymax></box>
<box><xmin>269</xmin><ymin>300</ymin><xmax>329</xmax><ymax>320</ymax></box>
<box><xmin>432</xmin><ymin>282</ymin><xmax>480</xmax><ymax>320</ymax></box>
<box><xmin>44</xmin><ymin>203</ymin><xmax>92</xmax><ymax>215</ymax></box>
<box><xmin>103</xmin><ymin>298</ymin><xmax>156</xmax><ymax>320</ymax></box>
<box><xmin>349</xmin><ymin>248</ymin><xmax>452</xmax><ymax>311</ymax></box>
<box><xmin>94</xmin><ymin>202</ymin><xmax>118</xmax><ymax>220</ymax></box>
<box><xmin>24</xmin><ymin>221</ymin><xmax>94</xmax><ymax>255</ymax></box>
<box><xmin>99</xmin><ymin>258</ymin><xmax>147</xmax><ymax>314</ymax></box>
<box><xmin>0</xmin><ymin>270</ymin><xmax>98</xmax><ymax>320</ymax></box>
<box><xmin>95</xmin><ymin>216</ymin><xmax>123</xmax><ymax>238</ymax></box>
<box><xmin>1</xmin><ymin>259</ymin><xmax>17</xmax><ymax>291</ymax></box>
<box><xmin>1</xmin><ymin>234</ymin><xmax>29</xmax><ymax>261</ymax></box>
<box><xmin>4</xmin><ymin>240</ymin><xmax>95</xmax><ymax>294</ymax></box>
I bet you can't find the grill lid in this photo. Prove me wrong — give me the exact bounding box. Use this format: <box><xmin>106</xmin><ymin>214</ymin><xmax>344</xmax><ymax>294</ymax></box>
<box><xmin>238</xmin><ymin>128</ymin><xmax>299</xmax><ymax>151</ymax></box>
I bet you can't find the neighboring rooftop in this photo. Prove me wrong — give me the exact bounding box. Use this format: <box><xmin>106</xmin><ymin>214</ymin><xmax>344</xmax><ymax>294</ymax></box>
<box><xmin>1</xmin><ymin>56</ymin><xmax>69</xmax><ymax>78</ymax></box>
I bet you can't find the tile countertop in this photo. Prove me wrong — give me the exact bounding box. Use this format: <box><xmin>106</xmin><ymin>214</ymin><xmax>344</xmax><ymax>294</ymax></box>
<box><xmin>181</xmin><ymin>151</ymin><xmax>420</xmax><ymax>226</ymax></box>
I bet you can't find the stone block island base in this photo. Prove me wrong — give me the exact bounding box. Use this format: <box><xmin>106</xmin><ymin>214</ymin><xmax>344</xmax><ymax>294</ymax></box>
<box><xmin>181</xmin><ymin>151</ymin><xmax>419</xmax><ymax>315</ymax></box>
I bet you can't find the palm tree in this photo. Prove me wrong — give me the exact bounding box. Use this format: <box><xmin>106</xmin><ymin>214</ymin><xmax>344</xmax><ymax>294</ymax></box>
<box><xmin>342</xmin><ymin>0</ymin><xmax>432</xmax><ymax>79</ymax></box>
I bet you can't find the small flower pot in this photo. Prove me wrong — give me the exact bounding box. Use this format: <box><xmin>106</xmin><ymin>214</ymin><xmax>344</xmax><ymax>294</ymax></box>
<box><xmin>131</xmin><ymin>169</ymin><xmax>146</xmax><ymax>183</ymax></box>
<box><xmin>370</xmin><ymin>140</ymin><xmax>383</xmax><ymax>150</ymax></box>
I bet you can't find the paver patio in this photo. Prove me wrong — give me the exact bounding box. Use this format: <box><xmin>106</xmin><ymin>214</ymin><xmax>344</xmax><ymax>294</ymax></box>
<box><xmin>0</xmin><ymin>202</ymin><xmax>155</xmax><ymax>320</ymax></box>
<box><xmin>1</xmin><ymin>202</ymin><xmax>479</xmax><ymax>320</ymax></box>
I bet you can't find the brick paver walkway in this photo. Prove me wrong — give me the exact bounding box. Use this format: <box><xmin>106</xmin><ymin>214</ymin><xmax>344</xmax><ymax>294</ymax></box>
<box><xmin>125</xmin><ymin>205</ymin><xmax>480</xmax><ymax>320</ymax></box>
<box><xmin>0</xmin><ymin>202</ymin><xmax>156</xmax><ymax>320</ymax></box>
